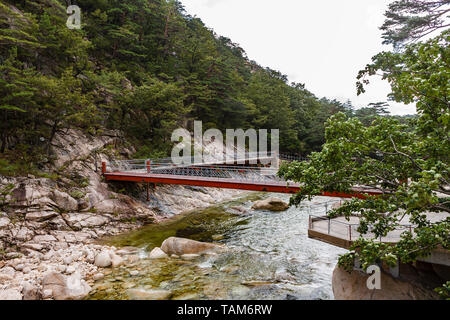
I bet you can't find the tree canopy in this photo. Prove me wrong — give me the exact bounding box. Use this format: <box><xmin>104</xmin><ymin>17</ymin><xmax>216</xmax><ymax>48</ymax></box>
<box><xmin>280</xmin><ymin>5</ymin><xmax>449</xmax><ymax>297</ymax></box>
<box><xmin>0</xmin><ymin>0</ymin><xmax>367</xmax><ymax>171</ymax></box>
<box><xmin>381</xmin><ymin>0</ymin><xmax>450</xmax><ymax>48</ymax></box>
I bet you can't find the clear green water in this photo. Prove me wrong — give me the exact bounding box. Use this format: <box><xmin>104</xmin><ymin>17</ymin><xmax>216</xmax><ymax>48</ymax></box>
<box><xmin>88</xmin><ymin>193</ymin><xmax>346</xmax><ymax>300</ymax></box>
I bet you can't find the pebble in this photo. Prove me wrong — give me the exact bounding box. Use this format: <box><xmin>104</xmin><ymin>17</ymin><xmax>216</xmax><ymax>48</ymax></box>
<box><xmin>66</xmin><ymin>266</ymin><xmax>76</xmax><ymax>274</ymax></box>
<box><xmin>129</xmin><ymin>270</ymin><xmax>140</xmax><ymax>277</ymax></box>
<box><xmin>93</xmin><ymin>273</ymin><xmax>105</xmax><ymax>281</ymax></box>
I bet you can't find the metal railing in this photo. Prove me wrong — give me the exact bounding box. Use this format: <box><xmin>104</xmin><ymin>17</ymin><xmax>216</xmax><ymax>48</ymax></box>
<box><xmin>108</xmin><ymin>162</ymin><xmax>284</xmax><ymax>183</ymax></box>
<box><xmin>105</xmin><ymin>152</ymin><xmax>308</xmax><ymax>185</ymax></box>
<box><xmin>107</xmin><ymin>152</ymin><xmax>307</xmax><ymax>173</ymax></box>
<box><xmin>308</xmin><ymin>213</ymin><xmax>415</xmax><ymax>242</ymax></box>
<box><xmin>279</xmin><ymin>153</ymin><xmax>308</xmax><ymax>162</ymax></box>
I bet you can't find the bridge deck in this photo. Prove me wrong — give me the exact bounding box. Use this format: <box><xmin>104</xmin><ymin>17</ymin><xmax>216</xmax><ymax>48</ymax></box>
<box><xmin>102</xmin><ymin>156</ymin><xmax>383</xmax><ymax>198</ymax></box>
<box><xmin>103</xmin><ymin>171</ymin><xmax>383</xmax><ymax>199</ymax></box>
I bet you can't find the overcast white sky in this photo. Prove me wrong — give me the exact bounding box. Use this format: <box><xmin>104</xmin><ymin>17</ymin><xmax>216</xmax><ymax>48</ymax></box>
<box><xmin>180</xmin><ymin>0</ymin><xmax>416</xmax><ymax>115</ymax></box>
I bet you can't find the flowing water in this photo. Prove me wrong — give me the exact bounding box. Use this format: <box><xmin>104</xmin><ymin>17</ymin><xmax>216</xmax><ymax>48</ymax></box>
<box><xmin>88</xmin><ymin>193</ymin><xmax>346</xmax><ymax>300</ymax></box>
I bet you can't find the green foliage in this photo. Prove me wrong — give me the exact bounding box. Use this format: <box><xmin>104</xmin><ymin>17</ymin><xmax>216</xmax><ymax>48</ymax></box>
<box><xmin>0</xmin><ymin>183</ymin><xmax>14</xmax><ymax>208</ymax></box>
<box><xmin>381</xmin><ymin>0</ymin><xmax>450</xmax><ymax>48</ymax></box>
<box><xmin>435</xmin><ymin>281</ymin><xmax>450</xmax><ymax>300</ymax></box>
<box><xmin>0</xmin><ymin>0</ymin><xmax>357</xmax><ymax>165</ymax></box>
<box><xmin>70</xmin><ymin>190</ymin><xmax>86</xmax><ymax>200</ymax></box>
<box><xmin>281</xmin><ymin>7</ymin><xmax>449</xmax><ymax>289</ymax></box>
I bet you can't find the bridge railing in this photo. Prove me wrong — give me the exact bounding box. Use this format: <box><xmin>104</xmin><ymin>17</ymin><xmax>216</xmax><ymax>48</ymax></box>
<box><xmin>279</xmin><ymin>153</ymin><xmax>308</xmax><ymax>162</ymax></box>
<box><xmin>108</xmin><ymin>161</ymin><xmax>285</xmax><ymax>183</ymax></box>
<box><xmin>106</xmin><ymin>151</ymin><xmax>307</xmax><ymax>172</ymax></box>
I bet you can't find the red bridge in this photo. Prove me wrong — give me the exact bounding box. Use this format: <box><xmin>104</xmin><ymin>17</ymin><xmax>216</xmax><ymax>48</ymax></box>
<box><xmin>102</xmin><ymin>153</ymin><xmax>382</xmax><ymax>200</ymax></box>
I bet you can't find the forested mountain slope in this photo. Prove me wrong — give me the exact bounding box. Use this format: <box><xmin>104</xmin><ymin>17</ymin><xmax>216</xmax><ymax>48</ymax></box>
<box><xmin>1</xmin><ymin>0</ymin><xmax>371</xmax><ymax>174</ymax></box>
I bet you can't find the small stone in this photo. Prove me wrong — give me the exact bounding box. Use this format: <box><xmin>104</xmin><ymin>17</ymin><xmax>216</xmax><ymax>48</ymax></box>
<box><xmin>23</xmin><ymin>267</ymin><xmax>32</xmax><ymax>274</ymax></box>
<box><xmin>42</xmin><ymin>289</ymin><xmax>53</xmax><ymax>299</ymax></box>
<box><xmin>22</xmin><ymin>282</ymin><xmax>42</xmax><ymax>300</ymax></box>
<box><xmin>172</xmin><ymin>293</ymin><xmax>200</xmax><ymax>300</ymax></box>
<box><xmin>126</xmin><ymin>288</ymin><xmax>172</xmax><ymax>300</ymax></box>
<box><xmin>111</xmin><ymin>254</ymin><xmax>124</xmax><ymax>268</ymax></box>
<box><xmin>63</xmin><ymin>257</ymin><xmax>73</xmax><ymax>265</ymax></box>
<box><xmin>149</xmin><ymin>247</ymin><xmax>168</xmax><ymax>259</ymax></box>
<box><xmin>14</xmin><ymin>264</ymin><xmax>25</xmax><ymax>271</ymax></box>
<box><xmin>94</xmin><ymin>250</ymin><xmax>112</xmax><ymax>268</ymax></box>
<box><xmin>57</xmin><ymin>265</ymin><xmax>67</xmax><ymax>273</ymax></box>
<box><xmin>0</xmin><ymin>216</ymin><xmax>10</xmax><ymax>229</ymax></box>
<box><xmin>66</xmin><ymin>266</ymin><xmax>76</xmax><ymax>274</ymax></box>
<box><xmin>129</xmin><ymin>270</ymin><xmax>139</xmax><ymax>277</ymax></box>
<box><xmin>93</xmin><ymin>273</ymin><xmax>104</xmax><ymax>281</ymax></box>
<box><xmin>43</xmin><ymin>250</ymin><xmax>55</xmax><ymax>261</ymax></box>
<box><xmin>1</xmin><ymin>266</ymin><xmax>15</xmax><ymax>276</ymax></box>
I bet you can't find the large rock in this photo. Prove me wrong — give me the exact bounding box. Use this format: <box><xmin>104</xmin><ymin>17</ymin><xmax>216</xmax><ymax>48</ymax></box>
<box><xmin>62</xmin><ymin>213</ymin><xmax>109</xmax><ymax>229</ymax></box>
<box><xmin>0</xmin><ymin>266</ymin><xmax>16</xmax><ymax>281</ymax></box>
<box><xmin>161</xmin><ymin>237</ymin><xmax>224</xmax><ymax>256</ymax></box>
<box><xmin>51</xmin><ymin>190</ymin><xmax>78</xmax><ymax>212</ymax></box>
<box><xmin>42</xmin><ymin>271</ymin><xmax>91</xmax><ymax>300</ymax></box>
<box><xmin>25</xmin><ymin>211</ymin><xmax>58</xmax><ymax>222</ymax></box>
<box><xmin>251</xmin><ymin>197</ymin><xmax>289</xmax><ymax>212</ymax></box>
<box><xmin>22</xmin><ymin>282</ymin><xmax>42</xmax><ymax>300</ymax></box>
<box><xmin>0</xmin><ymin>289</ymin><xmax>23</xmax><ymax>300</ymax></box>
<box><xmin>332</xmin><ymin>266</ymin><xmax>439</xmax><ymax>300</ymax></box>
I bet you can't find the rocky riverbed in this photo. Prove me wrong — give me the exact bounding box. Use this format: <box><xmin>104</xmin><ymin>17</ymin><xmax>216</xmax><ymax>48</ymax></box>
<box><xmin>86</xmin><ymin>195</ymin><xmax>346</xmax><ymax>300</ymax></box>
<box><xmin>0</xmin><ymin>129</ymin><xmax>246</xmax><ymax>300</ymax></box>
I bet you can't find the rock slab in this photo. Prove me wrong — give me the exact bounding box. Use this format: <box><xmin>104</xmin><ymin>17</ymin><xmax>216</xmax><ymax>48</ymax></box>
<box><xmin>161</xmin><ymin>237</ymin><xmax>224</xmax><ymax>256</ymax></box>
<box><xmin>42</xmin><ymin>271</ymin><xmax>91</xmax><ymax>300</ymax></box>
<box><xmin>251</xmin><ymin>198</ymin><xmax>289</xmax><ymax>212</ymax></box>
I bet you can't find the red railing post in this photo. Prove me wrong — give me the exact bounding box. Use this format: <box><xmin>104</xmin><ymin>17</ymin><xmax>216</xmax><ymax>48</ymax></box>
<box><xmin>349</xmin><ymin>225</ymin><xmax>352</xmax><ymax>241</ymax></box>
<box><xmin>146</xmin><ymin>160</ymin><xmax>151</xmax><ymax>174</ymax></box>
<box><xmin>102</xmin><ymin>162</ymin><xmax>107</xmax><ymax>174</ymax></box>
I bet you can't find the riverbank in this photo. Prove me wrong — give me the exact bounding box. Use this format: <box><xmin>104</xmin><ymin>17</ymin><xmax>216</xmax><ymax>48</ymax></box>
<box><xmin>0</xmin><ymin>129</ymin><xmax>249</xmax><ymax>300</ymax></box>
<box><xmin>0</xmin><ymin>184</ymin><xmax>248</xmax><ymax>300</ymax></box>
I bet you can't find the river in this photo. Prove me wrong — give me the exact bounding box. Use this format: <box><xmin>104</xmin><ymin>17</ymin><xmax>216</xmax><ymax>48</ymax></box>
<box><xmin>88</xmin><ymin>193</ymin><xmax>346</xmax><ymax>300</ymax></box>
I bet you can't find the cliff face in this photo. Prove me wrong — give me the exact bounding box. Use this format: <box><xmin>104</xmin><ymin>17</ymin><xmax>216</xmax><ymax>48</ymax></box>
<box><xmin>0</xmin><ymin>129</ymin><xmax>244</xmax><ymax>300</ymax></box>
